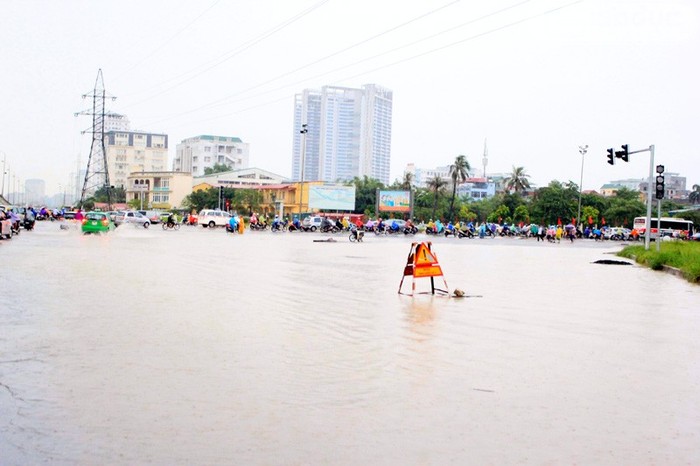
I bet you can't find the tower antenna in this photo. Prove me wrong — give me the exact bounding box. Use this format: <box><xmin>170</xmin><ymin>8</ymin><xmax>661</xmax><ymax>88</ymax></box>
<box><xmin>75</xmin><ymin>69</ymin><xmax>116</xmax><ymax>210</ymax></box>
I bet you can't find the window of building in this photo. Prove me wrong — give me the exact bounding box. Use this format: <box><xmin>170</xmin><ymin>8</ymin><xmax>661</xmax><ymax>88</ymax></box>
<box><xmin>204</xmin><ymin>146</ymin><xmax>211</xmax><ymax>152</ymax></box>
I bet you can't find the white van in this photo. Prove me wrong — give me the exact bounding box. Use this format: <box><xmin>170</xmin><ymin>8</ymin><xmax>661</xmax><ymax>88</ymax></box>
<box><xmin>198</xmin><ymin>209</ymin><xmax>231</xmax><ymax>228</ymax></box>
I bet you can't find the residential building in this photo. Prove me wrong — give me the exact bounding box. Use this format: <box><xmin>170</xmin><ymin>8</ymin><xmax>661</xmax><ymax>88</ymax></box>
<box><xmin>104</xmin><ymin>130</ymin><xmax>168</xmax><ymax>189</ymax></box>
<box><xmin>104</xmin><ymin>112</ymin><xmax>130</xmax><ymax>132</ymax></box>
<box><xmin>174</xmin><ymin>135</ymin><xmax>250</xmax><ymax>177</ymax></box>
<box><xmin>404</xmin><ymin>163</ymin><xmax>450</xmax><ymax>188</ymax></box>
<box><xmin>125</xmin><ymin>171</ymin><xmax>192</xmax><ymax>209</ymax></box>
<box><xmin>292</xmin><ymin>84</ymin><xmax>393</xmax><ymax>184</ymax></box>
<box><xmin>456</xmin><ymin>177</ymin><xmax>496</xmax><ymax>200</ymax></box>
<box><xmin>639</xmin><ymin>173</ymin><xmax>687</xmax><ymax>200</ymax></box>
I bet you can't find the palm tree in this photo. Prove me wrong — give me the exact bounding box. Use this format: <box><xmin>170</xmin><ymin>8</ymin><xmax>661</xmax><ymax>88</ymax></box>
<box><xmin>505</xmin><ymin>166</ymin><xmax>531</xmax><ymax>194</ymax></box>
<box><xmin>690</xmin><ymin>184</ymin><xmax>700</xmax><ymax>204</ymax></box>
<box><xmin>448</xmin><ymin>154</ymin><xmax>471</xmax><ymax>220</ymax></box>
<box><xmin>400</xmin><ymin>171</ymin><xmax>414</xmax><ymax>190</ymax></box>
<box><xmin>427</xmin><ymin>175</ymin><xmax>448</xmax><ymax>220</ymax></box>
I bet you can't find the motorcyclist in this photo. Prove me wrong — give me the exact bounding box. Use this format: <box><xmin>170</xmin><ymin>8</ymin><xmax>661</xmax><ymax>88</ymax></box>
<box><xmin>166</xmin><ymin>213</ymin><xmax>175</xmax><ymax>227</ymax></box>
<box><xmin>227</xmin><ymin>214</ymin><xmax>238</xmax><ymax>233</ymax></box>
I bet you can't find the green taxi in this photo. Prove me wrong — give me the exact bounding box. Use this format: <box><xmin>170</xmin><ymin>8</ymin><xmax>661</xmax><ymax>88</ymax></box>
<box><xmin>81</xmin><ymin>211</ymin><xmax>115</xmax><ymax>234</ymax></box>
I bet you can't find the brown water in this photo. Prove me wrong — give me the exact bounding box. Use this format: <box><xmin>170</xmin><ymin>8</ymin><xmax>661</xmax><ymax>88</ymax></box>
<box><xmin>1</xmin><ymin>222</ymin><xmax>699</xmax><ymax>465</ymax></box>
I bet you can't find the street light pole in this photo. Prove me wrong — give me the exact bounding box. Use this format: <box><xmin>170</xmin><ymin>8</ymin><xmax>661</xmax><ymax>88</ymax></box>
<box><xmin>298</xmin><ymin>124</ymin><xmax>308</xmax><ymax>216</ymax></box>
<box><xmin>576</xmin><ymin>145</ymin><xmax>587</xmax><ymax>230</ymax></box>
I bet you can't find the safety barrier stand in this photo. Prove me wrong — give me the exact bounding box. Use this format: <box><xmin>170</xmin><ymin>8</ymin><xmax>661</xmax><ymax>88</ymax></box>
<box><xmin>398</xmin><ymin>241</ymin><xmax>450</xmax><ymax>296</ymax></box>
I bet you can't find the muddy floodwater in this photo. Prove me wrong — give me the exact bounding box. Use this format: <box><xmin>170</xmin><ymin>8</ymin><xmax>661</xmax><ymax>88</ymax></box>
<box><xmin>1</xmin><ymin>221</ymin><xmax>699</xmax><ymax>465</ymax></box>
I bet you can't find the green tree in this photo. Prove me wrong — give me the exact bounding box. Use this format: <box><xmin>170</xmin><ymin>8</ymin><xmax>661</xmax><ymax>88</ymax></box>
<box><xmin>203</xmin><ymin>163</ymin><xmax>232</xmax><ymax>175</ymax></box>
<box><xmin>504</xmin><ymin>166</ymin><xmax>531</xmax><ymax>194</ymax></box>
<box><xmin>513</xmin><ymin>205</ymin><xmax>529</xmax><ymax>224</ymax></box>
<box><xmin>348</xmin><ymin>176</ymin><xmax>385</xmax><ymax>216</ymax></box>
<box><xmin>427</xmin><ymin>175</ymin><xmax>448</xmax><ymax>220</ymax></box>
<box><xmin>581</xmin><ymin>206</ymin><xmax>600</xmax><ymax>227</ymax></box>
<box><xmin>530</xmin><ymin>181</ymin><xmax>576</xmax><ymax>225</ymax></box>
<box><xmin>448</xmin><ymin>154</ymin><xmax>471</xmax><ymax>220</ymax></box>
<box><xmin>603</xmin><ymin>192</ymin><xmax>645</xmax><ymax>227</ymax></box>
<box><xmin>487</xmin><ymin>204</ymin><xmax>511</xmax><ymax>224</ymax></box>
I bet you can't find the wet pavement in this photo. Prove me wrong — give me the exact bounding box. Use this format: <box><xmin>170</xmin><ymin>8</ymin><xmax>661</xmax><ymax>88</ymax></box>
<box><xmin>1</xmin><ymin>221</ymin><xmax>699</xmax><ymax>465</ymax></box>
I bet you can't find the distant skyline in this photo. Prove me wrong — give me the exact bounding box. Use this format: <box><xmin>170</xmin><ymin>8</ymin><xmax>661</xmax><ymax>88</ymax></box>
<box><xmin>1</xmin><ymin>0</ymin><xmax>698</xmax><ymax>198</ymax></box>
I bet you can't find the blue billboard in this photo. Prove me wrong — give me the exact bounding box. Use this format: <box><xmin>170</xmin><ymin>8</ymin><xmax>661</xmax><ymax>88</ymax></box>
<box><xmin>308</xmin><ymin>185</ymin><xmax>356</xmax><ymax>211</ymax></box>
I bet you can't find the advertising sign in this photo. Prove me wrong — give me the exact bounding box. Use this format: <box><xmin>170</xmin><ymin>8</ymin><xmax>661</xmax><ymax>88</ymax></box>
<box><xmin>308</xmin><ymin>185</ymin><xmax>356</xmax><ymax>211</ymax></box>
<box><xmin>378</xmin><ymin>190</ymin><xmax>411</xmax><ymax>212</ymax></box>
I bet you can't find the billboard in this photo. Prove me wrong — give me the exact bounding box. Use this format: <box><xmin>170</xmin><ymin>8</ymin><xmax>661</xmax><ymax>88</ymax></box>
<box><xmin>308</xmin><ymin>185</ymin><xmax>356</xmax><ymax>211</ymax></box>
<box><xmin>378</xmin><ymin>190</ymin><xmax>411</xmax><ymax>213</ymax></box>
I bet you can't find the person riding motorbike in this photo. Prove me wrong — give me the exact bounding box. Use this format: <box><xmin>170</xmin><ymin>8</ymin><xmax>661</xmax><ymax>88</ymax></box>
<box><xmin>227</xmin><ymin>214</ymin><xmax>239</xmax><ymax>233</ymax></box>
<box><xmin>166</xmin><ymin>213</ymin><xmax>176</xmax><ymax>228</ymax></box>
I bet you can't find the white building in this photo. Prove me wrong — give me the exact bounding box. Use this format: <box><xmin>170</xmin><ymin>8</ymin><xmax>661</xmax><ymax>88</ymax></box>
<box><xmin>104</xmin><ymin>131</ymin><xmax>169</xmax><ymax>189</ymax></box>
<box><xmin>174</xmin><ymin>135</ymin><xmax>250</xmax><ymax>177</ymax></box>
<box><xmin>292</xmin><ymin>84</ymin><xmax>393</xmax><ymax>184</ymax></box>
<box><xmin>194</xmin><ymin>167</ymin><xmax>288</xmax><ymax>188</ymax></box>
<box><xmin>404</xmin><ymin>163</ymin><xmax>451</xmax><ymax>188</ymax></box>
<box><xmin>104</xmin><ymin>112</ymin><xmax>130</xmax><ymax>132</ymax></box>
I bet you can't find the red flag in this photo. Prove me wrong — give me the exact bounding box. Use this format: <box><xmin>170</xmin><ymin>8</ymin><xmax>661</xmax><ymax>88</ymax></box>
<box><xmin>601</xmin><ymin>217</ymin><xmax>606</xmax><ymax>225</ymax></box>
<box><xmin>557</xmin><ymin>218</ymin><xmax>562</xmax><ymax>226</ymax></box>
<box><xmin>572</xmin><ymin>217</ymin><xmax>576</xmax><ymax>225</ymax></box>
<box><xmin>588</xmin><ymin>216</ymin><xmax>593</xmax><ymax>225</ymax></box>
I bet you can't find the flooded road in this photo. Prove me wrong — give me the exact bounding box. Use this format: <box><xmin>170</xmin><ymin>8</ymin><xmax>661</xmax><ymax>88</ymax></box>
<box><xmin>1</xmin><ymin>221</ymin><xmax>699</xmax><ymax>465</ymax></box>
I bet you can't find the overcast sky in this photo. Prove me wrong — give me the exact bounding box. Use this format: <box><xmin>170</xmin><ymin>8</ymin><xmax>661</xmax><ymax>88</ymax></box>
<box><xmin>1</xmin><ymin>0</ymin><xmax>698</xmax><ymax>198</ymax></box>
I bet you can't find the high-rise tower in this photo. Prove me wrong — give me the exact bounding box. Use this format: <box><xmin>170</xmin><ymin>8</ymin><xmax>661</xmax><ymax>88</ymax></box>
<box><xmin>292</xmin><ymin>84</ymin><xmax>392</xmax><ymax>184</ymax></box>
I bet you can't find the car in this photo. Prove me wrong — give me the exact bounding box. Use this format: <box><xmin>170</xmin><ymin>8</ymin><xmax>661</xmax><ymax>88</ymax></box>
<box><xmin>81</xmin><ymin>211</ymin><xmax>115</xmax><ymax>234</ymax></box>
<box><xmin>139</xmin><ymin>210</ymin><xmax>162</xmax><ymax>224</ymax></box>
<box><xmin>198</xmin><ymin>209</ymin><xmax>231</xmax><ymax>228</ymax></box>
<box><xmin>115</xmin><ymin>210</ymin><xmax>151</xmax><ymax>228</ymax></box>
<box><xmin>302</xmin><ymin>216</ymin><xmax>324</xmax><ymax>231</ymax></box>
<box><xmin>691</xmin><ymin>232</ymin><xmax>700</xmax><ymax>242</ymax></box>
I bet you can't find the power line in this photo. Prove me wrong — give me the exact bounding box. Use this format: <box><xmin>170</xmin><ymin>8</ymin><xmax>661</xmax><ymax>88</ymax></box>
<box><xmin>118</xmin><ymin>0</ymin><xmax>222</xmax><ymax>79</ymax></box>
<box><xmin>119</xmin><ymin>0</ymin><xmax>332</xmax><ymax>108</ymax></box>
<box><xmin>140</xmin><ymin>0</ymin><xmax>536</xmax><ymax>125</ymax></box>
<box><xmin>143</xmin><ymin>0</ymin><xmax>585</xmax><ymax>129</ymax></box>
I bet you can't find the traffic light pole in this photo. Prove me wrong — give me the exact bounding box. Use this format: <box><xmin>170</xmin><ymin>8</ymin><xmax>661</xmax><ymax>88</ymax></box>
<box><xmin>644</xmin><ymin>145</ymin><xmax>655</xmax><ymax>251</ymax></box>
<box><xmin>656</xmin><ymin>199</ymin><xmax>662</xmax><ymax>252</ymax></box>
<box><xmin>608</xmin><ymin>143</ymin><xmax>655</xmax><ymax>250</ymax></box>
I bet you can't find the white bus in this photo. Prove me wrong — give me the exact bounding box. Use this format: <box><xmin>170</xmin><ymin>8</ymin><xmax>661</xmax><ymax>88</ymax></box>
<box><xmin>633</xmin><ymin>216</ymin><xmax>694</xmax><ymax>239</ymax></box>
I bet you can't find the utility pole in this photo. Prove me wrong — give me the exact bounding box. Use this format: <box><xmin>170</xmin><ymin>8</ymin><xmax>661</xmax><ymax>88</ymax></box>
<box><xmin>75</xmin><ymin>69</ymin><xmax>115</xmax><ymax>210</ymax></box>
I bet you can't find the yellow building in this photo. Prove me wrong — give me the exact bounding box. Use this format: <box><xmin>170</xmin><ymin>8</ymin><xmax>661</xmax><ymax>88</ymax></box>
<box><xmin>126</xmin><ymin>171</ymin><xmax>193</xmax><ymax>209</ymax></box>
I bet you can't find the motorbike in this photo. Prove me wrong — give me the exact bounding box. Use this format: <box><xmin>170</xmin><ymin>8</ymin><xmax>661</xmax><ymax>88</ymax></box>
<box><xmin>456</xmin><ymin>228</ymin><xmax>475</xmax><ymax>239</ymax></box>
<box><xmin>271</xmin><ymin>221</ymin><xmax>287</xmax><ymax>232</ymax></box>
<box><xmin>320</xmin><ymin>223</ymin><xmax>340</xmax><ymax>233</ymax></box>
<box><xmin>349</xmin><ymin>226</ymin><xmax>364</xmax><ymax>242</ymax></box>
<box><xmin>23</xmin><ymin>217</ymin><xmax>36</xmax><ymax>231</ymax></box>
<box><xmin>403</xmin><ymin>225</ymin><xmax>418</xmax><ymax>235</ymax></box>
<box><xmin>225</xmin><ymin>223</ymin><xmax>239</xmax><ymax>233</ymax></box>
<box><xmin>10</xmin><ymin>219</ymin><xmax>21</xmax><ymax>236</ymax></box>
<box><xmin>250</xmin><ymin>222</ymin><xmax>268</xmax><ymax>231</ymax></box>
<box><xmin>162</xmin><ymin>221</ymin><xmax>180</xmax><ymax>230</ymax></box>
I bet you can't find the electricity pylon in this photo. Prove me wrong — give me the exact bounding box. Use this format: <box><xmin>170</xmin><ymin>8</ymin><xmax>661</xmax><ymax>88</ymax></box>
<box><xmin>76</xmin><ymin>69</ymin><xmax>115</xmax><ymax>209</ymax></box>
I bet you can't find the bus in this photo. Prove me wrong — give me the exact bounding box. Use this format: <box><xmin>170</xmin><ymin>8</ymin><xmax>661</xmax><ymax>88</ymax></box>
<box><xmin>633</xmin><ymin>216</ymin><xmax>694</xmax><ymax>240</ymax></box>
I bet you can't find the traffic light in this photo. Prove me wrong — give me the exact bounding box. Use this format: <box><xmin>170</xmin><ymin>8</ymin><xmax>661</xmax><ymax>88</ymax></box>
<box><xmin>655</xmin><ymin>165</ymin><xmax>665</xmax><ymax>199</ymax></box>
<box><xmin>615</xmin><ymin>144</ymin><xmax>629</xmax><ymax>162</ymax></box>
<box><xmin>606</xmin><ymin>148</ymin><xmax>615</xmax><ymax>165</ymax></box>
